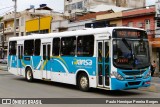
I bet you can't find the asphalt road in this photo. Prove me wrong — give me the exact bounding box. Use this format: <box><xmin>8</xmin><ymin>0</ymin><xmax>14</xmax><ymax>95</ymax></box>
<box><xmin>0</xmin><ymin>70</ymin><xmax>160</xmax><ymax>107</ymax></box>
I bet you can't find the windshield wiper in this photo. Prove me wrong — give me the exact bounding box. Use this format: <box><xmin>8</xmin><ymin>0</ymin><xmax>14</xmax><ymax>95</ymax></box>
<box><xmin>122</xmin><ymin>38</ymin><xmax>136</xmax><ymax>68</ymax></box>
<box><xmin>122</xmin><ymin>38</ymin><xmax>131</xmax><ymax>51</ymax></box>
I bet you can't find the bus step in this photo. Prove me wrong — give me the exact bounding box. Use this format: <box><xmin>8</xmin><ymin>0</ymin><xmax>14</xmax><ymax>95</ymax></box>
<box><xmin>97</xmin><ymin>86</ymin><xmax>110</xmax><ymax>90</ymax></box>
<box><xmin>42</xmin><ymin>78</ymin><xmax>51</xmax><ymax>81</ymax></box>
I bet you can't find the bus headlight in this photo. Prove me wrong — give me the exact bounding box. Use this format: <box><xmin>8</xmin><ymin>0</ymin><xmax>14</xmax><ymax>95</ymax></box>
<box><xmin>112</xmin><ymin>71</ymin><xmax>124</xmax><ymax>81</ymax></box>
<box><xmin>143</xmin><ymin>71</ymin><xmax>151</xmax><ymax>79</ymax></box>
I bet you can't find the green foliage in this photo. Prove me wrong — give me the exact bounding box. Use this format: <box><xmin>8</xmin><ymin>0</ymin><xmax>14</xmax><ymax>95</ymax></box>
<box><xmin>0</xmin><ymin>17</ymin><xmax>3</xmax><ymax>21</ymax></box>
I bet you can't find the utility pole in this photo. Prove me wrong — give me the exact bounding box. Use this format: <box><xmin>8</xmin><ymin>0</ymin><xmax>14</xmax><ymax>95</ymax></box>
<box><xmin>13</xmin><ymin>0</ymin><xmax>17</xmax><ymax>36</ymax></box>
<box><xmin>0</xmin><ymin>23</ymin><xmax>4</xmax><ymax>59</ymax></box>
<box><xmin>38</xmin><ymin>16</ymin><xmax>40</xmax><ymax>34</ymax></box>
<box><xmin>2</xmin><ymin>23</ymin><xmax>4</xmax><ymax>59</ymax></box>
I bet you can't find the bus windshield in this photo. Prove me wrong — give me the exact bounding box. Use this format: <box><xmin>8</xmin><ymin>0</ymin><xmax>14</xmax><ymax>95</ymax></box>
<box><xmin>113</xmin><ymin>29</ymin><xmax>150</xmax><ymax>69</ymax></box>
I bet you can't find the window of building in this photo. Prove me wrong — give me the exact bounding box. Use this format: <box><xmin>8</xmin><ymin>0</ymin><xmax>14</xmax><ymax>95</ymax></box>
<box><xmin>65</xmin><ymin>5</ymin><xmax>69</xmax><ymax>11</ymax></box>
<box><xmin>84</xmin><ymin>0</ymin><xmax>88</xmax><ymax>6</ymax></box>
<box><xmin>68</xmin><ymin>4</ymin><xmax>72</xmax><ymax>11</ymax></box>
<box><xmin>72</xmin><ymin>3</ymin><xmax>76</xmax><ymax>10</ymax></box>
<box><xmin>24</xmin><ymin>40</ymin><xmax>34</xmax><ymax>56</ymax></box>
<box><xmin>21</xmin><ymin>17</ymin><xmax>24</xmax><ymax>26</ymax></box>
<box><xmin>26</xmin><ymin>29</ymin><xmax>49</xmax><ymax>35</ymax></box>
<box><xmin>16</xmin><ymin>33</ymin><xmax>19</xmax><ymax>36</ymax></box>
<box><xmin>110</xmin><ymin>24</ymin><xmax>117</xmax><ymax>27</ymax></box>
<box><xmin>21</xmin><ymin>32</ymin><xmax>24</xmax><ymax>36</ymax></box>
<box><xmin>145</xmin><ymin>19</ymin><xmax>150</xmax><ymax>30</ymax></box>
<box><xmin>77</xmin><ymin>1</ymin><xmax>83</xmax><ymax>9</ymax></box>
<box><xmin>16</xmin><ymin>19</ymin><xmax>19</xmax><ymax>27</ymax></box>
<box><xmin>77</xmin><ymin>35</ymin><xmax>94</xmax><ymax>57</ymax></box>
<box><xmin>157</xmin><ymin>20</ymin><xmax>160</xmax><ymax>27</ymax></box>
<box><xmin>34</xmin><ymin>39</ymin><xmax>41</xmax><ymax>56</ymax></box>
<box><xmin>40</xmin><ymin>29</ymin><xmax>49</xmax><ymax>34</ymax></box>
<box><xmin>68</xmin><ymin>0</ymin><xmax>72</xmax><ymax>3</ymax></box>
<box><xmin>61</xmin><ymin>37</ymin><xmax>76</xmax><ymax>56</ymax></box>
<box><xmin>137</xmin><ymin>22</ymin><xmax>143</xmax><ymax>28</ymax></box>
<box><xmin>9</xmin><ymin>41</ymin><xmax>17</xmax><ymax>55</ymax></box>
<box><xmin>53</xmin><ymin>38</ymin><xmax>60</xmax><ymax>56</ymax></box>
<box><xmin>128</xmin><ymin>22</ymin><xmax>133</xmax><ymax>27</ymax></box>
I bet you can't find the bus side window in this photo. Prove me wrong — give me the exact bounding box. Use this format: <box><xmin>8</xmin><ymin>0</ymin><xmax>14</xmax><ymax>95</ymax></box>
<box><xmin>77</xmin><ymin>35</ymin><xmax>94</xmax><ymax>57</ymax></box>
<box><xmin>9</xmin><ymin>41</ymin><xmax>17</xmax><ymax>55</ymax></box>
<box><xmin>34</xmin><ymin>39</ymin><xmax>41</xmax><ymax>56</ymax></box>
<box><xmin>61</xmin><ymin>37</ymin><xmax>76</xmax><ymax>56</ymax></box>
<box><xmin>52</xmin><ymin>38</ymin><xmax>60</xmax><ymax>56</ymax></box>
<box><xmin>24</xmin><ymin>40</ymin><xmax>34</xmax><ymax>56</ymax></box>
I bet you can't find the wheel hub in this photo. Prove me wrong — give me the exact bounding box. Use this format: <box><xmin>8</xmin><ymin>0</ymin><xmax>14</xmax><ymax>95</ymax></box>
<box><xmin>80</xmin><ymin>77</ymin><xmax>88</xmax><ymax>88</ymax></box>
<box><xmin>27</xmin><ymin>71</ymin><xmax>31</xmax><ymax>80</ymax></box>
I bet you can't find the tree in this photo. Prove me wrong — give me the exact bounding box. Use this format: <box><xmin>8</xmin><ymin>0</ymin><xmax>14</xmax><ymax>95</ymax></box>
<box><xmin>0</xmin><ymin>17</ymin><xmax>3</xmax><ymax>21</ymax></box>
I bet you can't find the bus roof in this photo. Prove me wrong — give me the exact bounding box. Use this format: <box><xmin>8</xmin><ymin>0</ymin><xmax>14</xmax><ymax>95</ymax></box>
<box><xmin>9</xmin><ymin>27</ymin><xmax>145</xmax><ymax>41</ymax></box>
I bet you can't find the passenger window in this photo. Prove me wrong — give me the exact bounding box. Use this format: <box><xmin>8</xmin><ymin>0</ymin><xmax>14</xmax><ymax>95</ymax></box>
<box><xmin>52</xmin><ymin>38</ymin><xmax>60</xmax><ymax>56</ymax></box>
<box><xmin>77</xmin><ymin>35</ymin><xmax>94</xmax><ymax>57</ymax></box>
<box><xmin>24</xmin><ymin>40</ymin><xmax>34</xmax><ymax>56</ymax></box>
<box><xmin>34</xmin><ymin>39</ymin><xmax>41</xmax><ymax>56</ymax></box>
<box><xmin>9</xmin><ymin>41</ymin><xmax>17</xmax><ymax>55</ymax></box>
<box><xmin>61</xmin><ymin>37</ymin><xmax>76</xmax><ymax>56</ymax></box>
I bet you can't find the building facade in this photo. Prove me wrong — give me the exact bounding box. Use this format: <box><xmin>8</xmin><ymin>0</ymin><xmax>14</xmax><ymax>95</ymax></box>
<box><xmin>0</xmin><ymin>4</ymin><xmax>64</xmax><ymax>58</ymax></box>
<box><xmin>96</xmin><ymin>12</ymin><xmax>123</xmax><ymax>27</ymax></box>
<box><xmin>0</xmin><ymin>12</ymin><xmax>21</xmax><ymax>58</ymax></box>
<box><xmin>64</xmin><ymin>0</ymin><xmax>145</xmax><ymax>16</ymax></box>
<box><xmin>51</xmin><ymin>10</ymin><xmax>112</xmax><ymax>32</ymax></box>
<box><xmin>149</xmin><ymin>1</ymin><xmax>160</xmax><ymax>76</ymax></box>
<box><xmin>26</xmin><ymin>16</ymin><xmax>52</xmax><ymax>35</ymax></box>
<box><xmin>26</xmin><ymin>5</ymin><xmax>64</xmax><ymax>35</ymax></box>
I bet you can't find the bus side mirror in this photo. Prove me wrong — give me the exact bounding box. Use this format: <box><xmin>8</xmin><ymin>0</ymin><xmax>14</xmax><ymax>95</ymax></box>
<box><xmin>114</xmin><ymin>55</ymin><xmax>118</xmax><ymax>59</ymax></box>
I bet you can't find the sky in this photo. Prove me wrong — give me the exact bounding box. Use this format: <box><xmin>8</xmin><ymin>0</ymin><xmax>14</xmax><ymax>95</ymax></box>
<box><xmin>0</xmin><ymin>0</ymin><xmax>157</xmax><ymax>17</ymax></box>
<box><xmin>0</xmin><ymin>0</ymin><xmax>64</xmax><ymax>16</ymax></box>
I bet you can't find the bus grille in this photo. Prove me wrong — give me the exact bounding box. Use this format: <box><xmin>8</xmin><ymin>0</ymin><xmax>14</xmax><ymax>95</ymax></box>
<box><xmin>122</xmin><ymin>70</ymin><xmax>146</xmax><ymax>76</ymax></box>
<box><xmin>128</xmin><ymin>81</ymin><xmax>141</xmax><ymax>86</ymax></box>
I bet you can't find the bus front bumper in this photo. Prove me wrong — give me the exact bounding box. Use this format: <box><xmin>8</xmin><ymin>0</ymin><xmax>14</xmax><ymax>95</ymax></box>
<box><xmin>110</xmin><ymin>77</ymin><xmax>151</xmax><ymax>90</ymax></box>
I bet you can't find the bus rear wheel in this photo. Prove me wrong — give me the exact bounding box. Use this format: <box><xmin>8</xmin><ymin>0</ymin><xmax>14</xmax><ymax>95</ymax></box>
<box><xmin>78</xmin><ymin>73</ymin><xmax>89</xmax><ymax>92</ymax></box>
<box><xmin>25</xmin><ymin>68</ymin><xmax>34</xmax><ymax>82</ymax></box>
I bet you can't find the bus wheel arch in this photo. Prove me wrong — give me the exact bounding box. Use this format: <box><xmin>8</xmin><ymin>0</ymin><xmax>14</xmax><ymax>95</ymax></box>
<box><xmin>25</xmin><ymin>66</ymin><xmax>34</xmax><ymax>82</ymax></box>
<box><xmin>76</xmin><ymin>70</ymin><xmax>90</xmax><ymax>91</ymax></box>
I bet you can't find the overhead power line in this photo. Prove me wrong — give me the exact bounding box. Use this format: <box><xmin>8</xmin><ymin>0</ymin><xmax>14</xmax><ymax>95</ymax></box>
<box><xmin>0</xmin><ymin>8</ymin><xmax>14</xmax><ymax>16</ymax></box>
<box><xmin>0</xmin><ymin>6</ymin><xmax>14</xmax><ymax>11</ymax></box>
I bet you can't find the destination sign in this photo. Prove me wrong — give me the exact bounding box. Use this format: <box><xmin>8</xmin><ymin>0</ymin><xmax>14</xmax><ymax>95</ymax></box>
<box><xmin>113</xmin><ymin>29</ymin><xmax>147</xmax><ymax>39</ymax></box>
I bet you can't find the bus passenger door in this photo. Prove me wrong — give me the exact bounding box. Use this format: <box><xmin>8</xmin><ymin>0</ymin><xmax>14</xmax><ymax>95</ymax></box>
<box><xmin>17</xmin><ymin>45</ymin><xmax>23</xmax><ymax>76</ymax></box>
<box><xmin>42</xmin><ymin>43</ymin><xmax>51</xmax><ymax>79</ymax></box>
<box><xmin>97</xmin><ymin>40</ymin><xmax>110</xmax><ymax>88</ymax></box>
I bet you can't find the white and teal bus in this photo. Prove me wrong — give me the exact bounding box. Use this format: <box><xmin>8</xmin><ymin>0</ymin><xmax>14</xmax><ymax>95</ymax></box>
<box><xmin>8</xmin><ymin>27</ymin><xmax>151</xmax><ymax>91</ymax></box>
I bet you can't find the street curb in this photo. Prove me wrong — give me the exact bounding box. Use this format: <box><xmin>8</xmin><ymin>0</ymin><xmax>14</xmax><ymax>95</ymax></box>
<box><xmin>0</xmin><ymin>66</ymin><xmax>8</xmax><ymax>71</ymax></box>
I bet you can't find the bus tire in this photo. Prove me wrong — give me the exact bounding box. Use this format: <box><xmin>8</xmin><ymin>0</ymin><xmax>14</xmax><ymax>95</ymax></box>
<box><xmin>78</xmin><ymin>73</ymin><xmax>89</xmax><ymax>92</ymax></box>
<box><xmin>25</xmin><ymin>68</ymin><xmax>34</xmax><ymax>82</ymax></box>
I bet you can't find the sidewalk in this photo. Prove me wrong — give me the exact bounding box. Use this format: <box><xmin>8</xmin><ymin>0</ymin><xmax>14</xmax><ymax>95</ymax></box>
<box><xmin>0</xmin><ymin>64</ymin><xmax>8</xmax><ymax>71</ymax></box>
<box><xmin>151</xmin><ymin>77</ymin><xmax>160</xmax><ymax>88</ymax></box>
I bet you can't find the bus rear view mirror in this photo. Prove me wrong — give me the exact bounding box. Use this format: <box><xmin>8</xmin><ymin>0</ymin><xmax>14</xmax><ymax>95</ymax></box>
<box><xmin>114</xmin><ymin>55</ymin><xmax>118</xmax><ymax>59</ymax></box>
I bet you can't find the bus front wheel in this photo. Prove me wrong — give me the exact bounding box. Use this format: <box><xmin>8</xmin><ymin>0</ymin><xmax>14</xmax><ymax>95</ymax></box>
<box><xmin>78</xmin><ymin>73</ymin><xmax>89</xmax><ymax>92</ymax></box>
<box><xmin>25</xmin><ymin>68</ymin><xmax>34</xmax><ymax>82</ymax></box>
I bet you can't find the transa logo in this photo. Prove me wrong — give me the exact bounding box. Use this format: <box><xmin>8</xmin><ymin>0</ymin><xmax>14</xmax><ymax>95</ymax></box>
<box><xmin>72</xmin><ymin>59</ymin><xmax>92</xmax><ymax>66</ymax></box>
